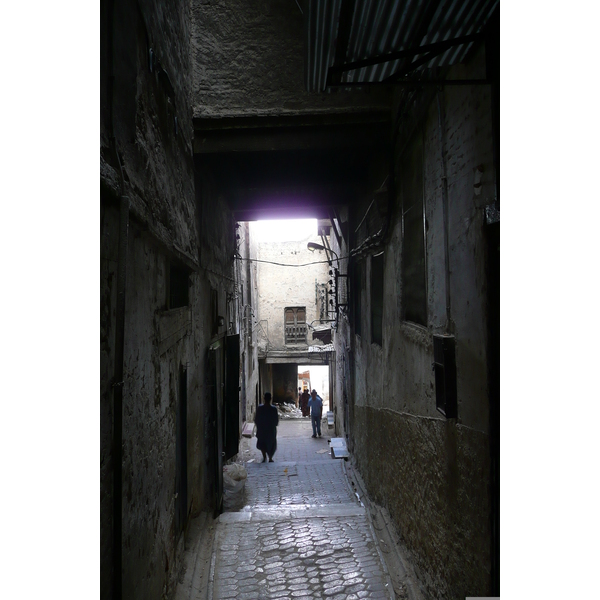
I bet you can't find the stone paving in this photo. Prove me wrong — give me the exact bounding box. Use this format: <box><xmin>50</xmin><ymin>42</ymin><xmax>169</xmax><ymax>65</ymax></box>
<box><xmin>209</xmin><ymin>418</ymin><xmax>397</xmax><ymax>599</ymax></box>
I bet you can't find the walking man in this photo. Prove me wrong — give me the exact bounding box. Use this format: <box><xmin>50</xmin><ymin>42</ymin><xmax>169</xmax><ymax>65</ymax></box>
<box><xmin>255</xmin><ymin>392</ymin><xmax>279</xmax><ymax>462</ymax></box>
<box><xmin>308</xmin><ymin>389</ymin><xmax>323</xmax><ymax>438</ymax></box>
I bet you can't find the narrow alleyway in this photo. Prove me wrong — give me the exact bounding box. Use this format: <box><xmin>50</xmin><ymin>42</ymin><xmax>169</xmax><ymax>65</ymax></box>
<box><xmin>175</xmin><ymin>419</ymin><xmax>422</xmax><ymax>600</ymax></box>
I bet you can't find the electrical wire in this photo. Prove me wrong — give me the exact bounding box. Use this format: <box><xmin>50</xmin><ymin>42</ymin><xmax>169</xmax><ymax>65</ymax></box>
<box><xmin>234</xmin><ymin>256</ymin><xmax>348</xmax><ymax>268</ymax></box>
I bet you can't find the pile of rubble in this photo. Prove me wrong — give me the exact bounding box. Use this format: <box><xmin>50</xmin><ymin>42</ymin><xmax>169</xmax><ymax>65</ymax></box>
<box><xmin>276</xmin><ymin>403</ymin><xmax>305</xmax><ymax>419</ymax></box>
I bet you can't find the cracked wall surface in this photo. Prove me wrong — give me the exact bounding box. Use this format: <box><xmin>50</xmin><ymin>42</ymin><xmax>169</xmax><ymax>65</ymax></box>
<box><xmin>101</xmin><ymin>1</ymin><xmax>248</xmax><ymax>598</ymax></box>
<box><xmin>332</xmin><ymin>47</ymin><xmax>495</xmax><ymax>600</ymax></box>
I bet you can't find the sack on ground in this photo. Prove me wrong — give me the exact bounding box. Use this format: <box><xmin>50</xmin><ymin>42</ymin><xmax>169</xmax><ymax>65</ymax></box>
<box><xmin>224</xmin><ymin>463</ymin><xmax>247</xmax><ymax>481</ymax></box>
<box><xmin>223</xmin><ymin>464</ymin><xmax>247</xmax><ymax>511</ymax></box>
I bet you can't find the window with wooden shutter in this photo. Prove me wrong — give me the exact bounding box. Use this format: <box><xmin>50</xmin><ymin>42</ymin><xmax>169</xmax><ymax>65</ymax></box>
<box><xmin>284</xmin><ymin>307</ymin><xmax>307</xmax><ymax>345</ymax></box>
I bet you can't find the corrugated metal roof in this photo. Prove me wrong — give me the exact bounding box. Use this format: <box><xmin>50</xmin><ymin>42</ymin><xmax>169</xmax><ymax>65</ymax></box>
<box><xmin>306</xmin><ymin>0</ymin><xmax>499</xmax><ymax>92</ymax></box>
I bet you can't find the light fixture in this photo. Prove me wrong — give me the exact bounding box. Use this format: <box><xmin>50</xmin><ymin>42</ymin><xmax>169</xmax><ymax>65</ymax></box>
<box><xmin>307</xmin><ymin>242</ymin><xmax>339</xmax><ymax>267</ymax></box>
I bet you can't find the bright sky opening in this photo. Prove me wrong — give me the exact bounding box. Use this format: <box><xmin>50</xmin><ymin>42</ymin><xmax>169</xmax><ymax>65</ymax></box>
<box><xmin>249</xmin><ymin>219</ymin><xmax>317</xmax><ymax>242</ymax></box>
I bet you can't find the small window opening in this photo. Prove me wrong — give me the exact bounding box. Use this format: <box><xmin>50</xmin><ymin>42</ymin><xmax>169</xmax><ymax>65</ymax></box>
<box><xmin>169</xmin><ymin>263</ymin><xmax>189</xmax><ymax>309</ymax></box>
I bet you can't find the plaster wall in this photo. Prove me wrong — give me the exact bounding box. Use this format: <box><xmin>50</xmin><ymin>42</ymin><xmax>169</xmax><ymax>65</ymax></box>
<box><xmin>340</xmin><ymin>48</ymin><xmax>495</xmax><ymax>600</ymax></box>
<box><xmin>254</xmin><ymin>232</ymin><xmax>330</xmax><ymax>352</ymax></box>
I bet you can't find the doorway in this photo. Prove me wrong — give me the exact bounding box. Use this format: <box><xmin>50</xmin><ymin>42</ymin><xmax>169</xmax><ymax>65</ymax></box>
<box><xmin>298</xmin><ymin>364</ymin><xmax>330</xmax><ymax>412</ymax></box>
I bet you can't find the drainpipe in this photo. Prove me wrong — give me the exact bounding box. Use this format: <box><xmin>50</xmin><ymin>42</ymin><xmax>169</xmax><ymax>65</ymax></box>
<box><xmin>436</xmin><ymin>89</ymin><xmax>452</xmax><ymax>333</ymax></box>
<box><xmin>107</xmin><ymin>0</ymin><xmax>128</xmax><ymax>597</ymax></box>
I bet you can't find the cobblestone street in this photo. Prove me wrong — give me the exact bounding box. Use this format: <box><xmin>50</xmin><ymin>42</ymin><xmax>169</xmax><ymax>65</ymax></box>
<box><xmin>176</xmin><ymin>418</ymin><xmax>421</xmax><ymax>600</ymax></box>
<box><xmin>215</xmin><ymin>417</ymin><xmax>396</xmax><ymax>600</ymax></box>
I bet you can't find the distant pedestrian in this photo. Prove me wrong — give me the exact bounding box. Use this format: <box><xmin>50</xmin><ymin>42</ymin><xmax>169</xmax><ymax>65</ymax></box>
<box><xmin>297</xmin><ymin>387</ymin><xmax>302</xmax><ymax>408</ymax></box>
<box><xmin>300</xmin><ymin>389</ymin><xmax>310</xmax><ymax>417</ymax></box>
<box><xmin>308</xmin><ymin>389</ymin><xmax>323</xmax><ymax>438</ymax></box>
<box><xmin>255</xmin><ymin>392</ymin><xmax>279</xmax><ymax>462</ymax></box>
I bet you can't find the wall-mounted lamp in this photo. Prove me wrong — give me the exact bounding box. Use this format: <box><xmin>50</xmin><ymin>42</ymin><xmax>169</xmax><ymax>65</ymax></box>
<box><xmin>307</xmin><ymin>242</ymin><xmax>339</xmax><ymax>267</ymax></box>
<box><xmin>307</xmin><ymin>242</ymin><xmax>326</xmax><ymax>252</ymax></box>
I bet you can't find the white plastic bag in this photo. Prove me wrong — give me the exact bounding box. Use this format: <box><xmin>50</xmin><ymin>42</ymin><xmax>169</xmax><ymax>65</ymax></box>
<box><xmin>222</xmin><ymin>464</ymin><xmax>247</xmax><ymax>511</ymax></box>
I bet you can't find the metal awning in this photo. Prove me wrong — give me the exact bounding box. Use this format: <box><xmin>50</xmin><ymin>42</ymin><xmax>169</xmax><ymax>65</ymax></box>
<box><xmin>312</xmin><ymin>324</ymin><xmax>333</xmax><ymax>344</ymax></box>
<box><xmin>305</xmin><ymin>0</ymin><xmax>499</xmax><ymax>92</ymax></box>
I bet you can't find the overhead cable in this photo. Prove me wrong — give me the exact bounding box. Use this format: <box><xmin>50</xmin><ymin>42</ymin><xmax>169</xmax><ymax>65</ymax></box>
<box><xmin>234</xmin><ymin>256</ymin><xmax>348</xmax><ymax>268</ymax></box>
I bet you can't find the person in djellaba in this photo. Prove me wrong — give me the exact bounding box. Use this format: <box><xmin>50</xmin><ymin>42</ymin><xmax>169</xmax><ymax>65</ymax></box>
<box><xmin>255</xmin><ymin>392</ymin><xmax>279</xmax><ymax>462</ymax></box>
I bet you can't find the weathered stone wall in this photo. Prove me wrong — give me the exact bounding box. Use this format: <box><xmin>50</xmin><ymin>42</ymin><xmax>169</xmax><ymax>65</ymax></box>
<box><xmin>101</xmin><ymin>0</ymin><xmax>195</xmax><ymax>592</ymax></box>
<box><xmin>101</xmin><ymin>1</ymin><xmax>242</xmax><ymax>598</ymax></box>
<box><xmin>101</xmin><ymin>0</ymin><xmax>199</xmax><ymax>594</ymax></box>
<box><xmin>341</xmin><ymin>47</ymin><xmax>495</xmax><ymax>600</ymax></box>
<box><xmin>101</xmin><ymin>0</ymin><xmax>196</xmax><ymax>260</ymax></box>
<box><xmin>353</xmin><ymin>407</ymin><xmax>490</xmax><ymax>598</ymax></box>
<box><xmin>101</xmin><ymin>210</ymin><xmax>238</xmax><ymax>600</ymax></box>
<box><xmin>190</xmin><ymin>0</ymin><xmax>391</xmax><ymax>119</ymax></box>
<box><xmin>120</xmin><ymin>223</ymin><xmax>188</xmax><ymax>600</ymax></box>
<box><xmin>255</xmin><ymin>233</ymin><xmax>330</xmax><ymax>351</ymax></box>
